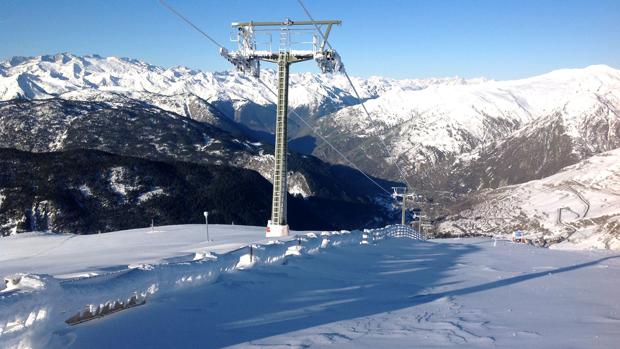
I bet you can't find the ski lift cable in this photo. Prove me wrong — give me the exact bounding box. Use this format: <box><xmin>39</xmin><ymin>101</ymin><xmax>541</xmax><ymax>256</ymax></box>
<box><xmin>290</xmin><ymin>111</ymin><xmax>393</xmax><ymax>195</ymax></box>
<box><xmin>159</xmin><ymin>0</ymin><xmax>226</xmax><ymax>49</ymax></box>
<box><xmin>341</xmin><ymin>72</ymin><xmax>413</xmax><ymax>189</ymax></box>
<box><xmin>157</xmin><ymin>0</ymin><xmax>392</xmax><ymax>196</ymax></box>
<box><xmin>297</xmin><ymin>0</ymin><xmax>413</xmax><ymax>190</ymax></box>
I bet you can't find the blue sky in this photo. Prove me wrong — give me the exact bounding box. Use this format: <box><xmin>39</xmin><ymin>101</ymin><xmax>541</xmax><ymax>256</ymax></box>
<box><xmin>1</xmin><ymin>0</ymin><xmax>618</xmax><ymax>80</ymax></box>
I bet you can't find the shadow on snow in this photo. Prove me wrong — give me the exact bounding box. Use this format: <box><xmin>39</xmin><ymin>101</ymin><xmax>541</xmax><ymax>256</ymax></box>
<box><xmin>65</xmin><ymin>240</ymin><xmax>618</xmax><ymax>348</ymax></box>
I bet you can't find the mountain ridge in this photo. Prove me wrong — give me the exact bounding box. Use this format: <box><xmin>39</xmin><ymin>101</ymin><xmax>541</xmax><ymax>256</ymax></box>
<box><xmin>0</xmin><ymin>52</ymin><xmax>489</xmax><ymax>139</ymax></box>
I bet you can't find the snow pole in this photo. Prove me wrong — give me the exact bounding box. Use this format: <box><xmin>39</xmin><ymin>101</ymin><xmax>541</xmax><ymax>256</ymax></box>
<box><xmin>203</xmin><ymin>211</ymin><xmax>210</xmax><ymax>241</ymax></box>
<box><xmin>401</xmin><ymin>194</ymin><xmax>407</xmax><ymax>225</ymax></box>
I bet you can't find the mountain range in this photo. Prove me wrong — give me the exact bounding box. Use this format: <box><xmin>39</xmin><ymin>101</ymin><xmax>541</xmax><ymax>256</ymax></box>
<box><xmin>0</xmin><ymin>53</ymin><xmax>618</xmax><ymax>247</ymax></box>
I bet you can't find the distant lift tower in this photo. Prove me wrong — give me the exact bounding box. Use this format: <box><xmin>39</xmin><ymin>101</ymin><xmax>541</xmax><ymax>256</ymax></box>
<box><xmin>392</xmin><ymin>187</ymin><xmax>415</xmax><ymax>226</ymax></box>
<box><xmin>220</xmin><ymin>19</ymin><xmax>343</xmax><ymax>237</ymax></box>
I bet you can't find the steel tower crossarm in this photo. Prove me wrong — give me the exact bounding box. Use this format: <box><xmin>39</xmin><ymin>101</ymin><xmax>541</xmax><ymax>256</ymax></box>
<box><xmin>231</xmin><ymin>20</ymin><xmax>341</xmax><ymax>28</ymax></box>
<box><xmin>258</xmin><ymin>52</ymin><xmax>314</xmax><ymax>64</ymax></box>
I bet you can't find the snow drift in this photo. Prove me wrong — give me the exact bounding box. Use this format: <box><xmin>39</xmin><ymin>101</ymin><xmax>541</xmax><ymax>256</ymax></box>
<box><xmin>1</xmin><ymin>227</ymin><xmax>403</xmax><ymax>348</ymax></box>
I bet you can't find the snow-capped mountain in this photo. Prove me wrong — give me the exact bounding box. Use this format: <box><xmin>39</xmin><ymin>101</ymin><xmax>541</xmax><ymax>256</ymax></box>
<box><xmin>312</xmin><ymin>64</ymin><xmax>620</xmax><ymax>189</ymax></box>
<box><xmin>438</xmin><ymin>148</ymin><xmax>620</xmax><ymax>249</ymax></box>
<box><xmin>0</xmin><ymin>53</ymin><xmax>482</xmax><ymax>102</ymax></box>
<box><xmin>0</xmin><ymin>53</ymin><xmax>483</xmax><ymax>139</ymax></box>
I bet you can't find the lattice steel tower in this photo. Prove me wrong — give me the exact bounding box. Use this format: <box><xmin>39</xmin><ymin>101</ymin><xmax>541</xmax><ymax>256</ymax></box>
<box><xmin>221</xmin><ymin>19</ymin><xmax>343</xmax><ymax>237</ymax></box>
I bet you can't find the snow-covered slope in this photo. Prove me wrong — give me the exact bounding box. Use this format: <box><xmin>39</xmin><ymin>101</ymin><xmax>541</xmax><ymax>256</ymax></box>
<box><xmin>0</xmin><ymin>225</ymin><xmax>368</xmax><ymax>348</ymax></box>
<box><xmin>2</xmin><ymin>227</ymin><xmax>619</xmax><ymax>348</ymax></box>
<box><xmin>438</xmin><ymin>148</ymin><xmax>620</xmax><ymax>249</ymax></box>
<box><xmin>0</xmin><ymin>224</ymin><xmax>277</xmax><ymax>278</ymax></box>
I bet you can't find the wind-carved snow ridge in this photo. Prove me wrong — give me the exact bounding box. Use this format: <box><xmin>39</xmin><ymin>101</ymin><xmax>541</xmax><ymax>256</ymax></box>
<box><xmin>1</xmin><ymin>228</ymin><xmax>405</xmax><ymax>348</ymax></box>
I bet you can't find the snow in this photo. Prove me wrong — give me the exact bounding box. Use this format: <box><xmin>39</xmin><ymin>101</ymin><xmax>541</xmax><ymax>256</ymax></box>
<box><xmin>77</xmin><ymin>185</ymin><xmax>92</xmax><ymax>197</ymax></box>
<box><xmin>107</xmin><ymin>166</ymin><xmax>139</xmax><ymax>200</ymax></box>
<box><xmin>0</xmin><ymin>224</ymin><xmax>281</xmax><ymax>278</ymax></box>
<box><xmin>2</xmin><ymin>226</ymin><xmax>619</xmax><ymax>348</ymax></box>
<box><xmin>2</xmin><ymin>275</ymin><xmax>46</xmax><ymax>294</ymax></box>
<box><xmin>0</xmin><ymin>53</ymin><xmax>487</xmax><ymax>119</ymax></box>
<box><xmin>195</xmin><ymin>134</ymin><xmax>214</xmax><ymax>152</ymax></box>
<box><xmin>288</xmin><ymin>171</ymin><xmax>312</xmax><ymax>198</ymax></box>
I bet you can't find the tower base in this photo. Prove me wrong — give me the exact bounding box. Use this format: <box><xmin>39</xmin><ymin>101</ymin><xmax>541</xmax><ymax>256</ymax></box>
<box><xmin>266</xmin><ymin>220</ymin><xmax>289</xmax><ymax>238</ymax></box>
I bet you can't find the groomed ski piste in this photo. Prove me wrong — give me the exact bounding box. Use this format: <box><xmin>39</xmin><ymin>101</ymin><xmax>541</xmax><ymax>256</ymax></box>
<box><xmin>1</xmin><ymin>225</ymin><xmax>619</xmax><ymax>349</ymax></box>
